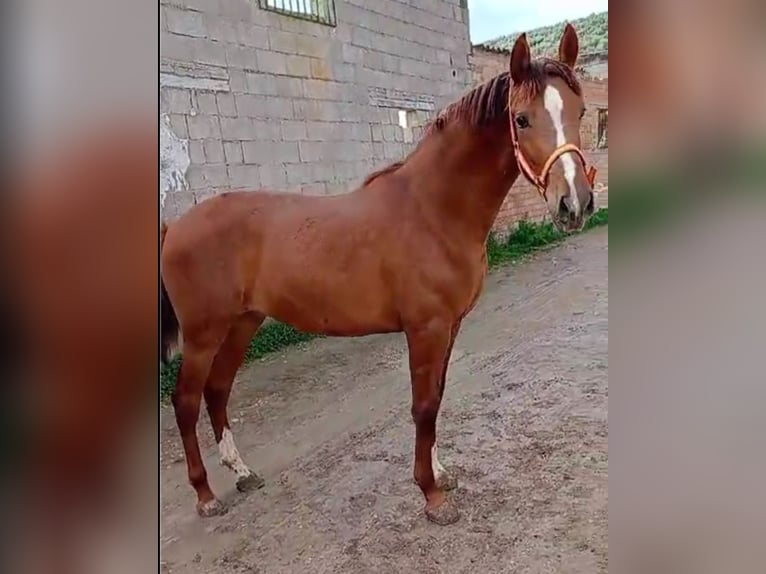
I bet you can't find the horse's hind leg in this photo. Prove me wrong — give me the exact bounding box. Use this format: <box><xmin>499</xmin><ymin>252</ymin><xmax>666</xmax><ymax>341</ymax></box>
<box><xmin>172</xmin><ymin>325</ymin><xmax>227</xmax><ymax>517</ymax></box>
<box><xmin>204</xmin><ymin>312</ymin><xmax>266</xmax><ymax>493</ymax></box>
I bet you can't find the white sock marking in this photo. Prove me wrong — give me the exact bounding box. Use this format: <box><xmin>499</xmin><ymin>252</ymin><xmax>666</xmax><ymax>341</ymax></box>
<box><xmin>219</xmin><ymin>428</ymin><xmax>252</xmax><ymax>478</ymax></box>
<box><xmin>432</xmin><ymin>443</ymin><xmax>446</xmax><ymax>481</ymax></box>
<box><xmin>543</xmin><ymin>84</ymin><xmax>580</xmax><ymax>216</ymax></box>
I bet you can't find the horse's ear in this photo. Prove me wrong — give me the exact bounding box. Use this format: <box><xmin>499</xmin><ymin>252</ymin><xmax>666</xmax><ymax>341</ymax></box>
<box><xmin>558</xmin><ymin>23</ymin><xmax>579</xmax><ymax>68</ymax></box>
<box><xmin>509</xmin><ymin>33</ymin><xmax>531</xmax><ymax>83</ymax></box>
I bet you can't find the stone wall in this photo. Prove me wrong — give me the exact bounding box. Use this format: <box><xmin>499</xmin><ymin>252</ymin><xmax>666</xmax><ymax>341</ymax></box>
<box><xmin>470</xmin><ymin>46</ymin><xmax>609</xmax><ymax>231</ymax></box>
<box><xmin>160</xmin><ymin>0</ymin><xmax>472</xmax><ymax>217</ymax></box>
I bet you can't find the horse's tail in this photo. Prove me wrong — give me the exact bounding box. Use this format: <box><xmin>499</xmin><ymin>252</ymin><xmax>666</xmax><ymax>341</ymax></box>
<box><xmin>160</xmin><ymin>221</ymin><xmax>180</xmax><ymax>365</ymax></box>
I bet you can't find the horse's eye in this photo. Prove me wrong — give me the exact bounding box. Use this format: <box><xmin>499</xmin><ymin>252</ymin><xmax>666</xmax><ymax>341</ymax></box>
<box><xmin>515</xmin><ymin>115</ymin><xmax>530</xmax><ymax>129</ymax></box>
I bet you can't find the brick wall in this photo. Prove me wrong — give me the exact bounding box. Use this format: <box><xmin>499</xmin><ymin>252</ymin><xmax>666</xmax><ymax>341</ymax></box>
<box><xmin>470</xmin><ymin>47</ymin><xmax>609</xmax><ymax>232</ymax></box>
<box><xmin>160</xmin><ymin>0</ymin><xmax>472</xmax><ymax>217</ymax></box>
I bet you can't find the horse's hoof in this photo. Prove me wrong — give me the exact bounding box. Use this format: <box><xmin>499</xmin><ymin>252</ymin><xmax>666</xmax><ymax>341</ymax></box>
<box><xmin>236</xmin><ymin>472</ymin><xmax>265</xmax><ymax>493</ymax></box>
<box><xmin>197</xmin><ymin>498</ymin><xmax>227</xmax><ymax>518</ymax></box>
<box><xmin>425</xmin><ymin>496</ymin><xmax>460</xmax><ymax>526</ymax></box>
<box><xmin>436</xmin><ymin>471</ymin><xmax>458</xmax><ymax>491</ymax></box>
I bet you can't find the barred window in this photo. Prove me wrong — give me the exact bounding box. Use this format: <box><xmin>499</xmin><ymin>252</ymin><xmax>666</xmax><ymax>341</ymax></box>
<box><xmin>259</xmin><ymin>0</ymin><xmax>336</xmax><ymax>26</ymax></box>
<box><xmin>597</xmin><ymin>108</ymin><xmax>608</xmax><ymax>149</ymax></box>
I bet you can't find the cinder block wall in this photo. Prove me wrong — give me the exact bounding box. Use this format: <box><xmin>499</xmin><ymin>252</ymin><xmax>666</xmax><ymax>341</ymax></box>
<box><xmin>470</xmin><ymin>46</ymin><xmax>609</xmax><ymax>231</ymax></box>
<box><xmin>160</xmin><ymin>0</ymin><xmax>472</xmax><ymax>218</ymax></box>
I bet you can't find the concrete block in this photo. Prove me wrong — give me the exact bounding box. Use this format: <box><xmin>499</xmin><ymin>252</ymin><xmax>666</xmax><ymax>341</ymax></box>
<box><xmin>281</xmin><ymin>120</ymin><xmax>308</xmax><ymax>142</ymax></box>
<box><xmin>166</xmin><ymin>7</ymin><xmax>207</xmax><ymax>38</ymax></box>
<box><xmin>194</xmin><ymin>92</ymin><xmax>218</xmax><ymax>115</ymax></box>
<box><xmin>245</xmin><ymin>72</ymin><xmax>279</xmax><ymax>96</ymax></box>
<box><xmin>350</xmin><ymin>27</ymin><xmax>374</xmax><ymax>50</ymax></box>
<box><xmin>234</xmin><ymin>94</ymin><xmax>268</xmax><ymax>118</ymax></box>
<box><xmin>305</xmin><ymin>120</ymin><xmax>332</xmax><ymax>141</ymax></box>
<box><xmin>225</xmin><ymin>44</ymin><xmax>258</xmax><ymax>70</ymax></box>
<box><xmin>223</xmin><ymin>141</ymin><xmax>243</xmax><ymax>164</ymax></box>
<box><xmin>216</xmin><ymin>93</ymin><xmax>237</xmax><ymax>116</ymax></box>
<box><xmin>195</xmin><ymin>39</ymin><xmax>227</xmax><ymax>67</ymax></box>
<box><xmin>256</xmin><ymin>49</ymin><xmax>288</xmax><ymax>75</ymax></box>
<box><xmin>341</xmin><ymin>44</ymin><xmax>365</xmax><ymax>64</ymax></box>
<box><xmin>164</xmin><ymin>190</ymin><xmax>196</xmax><ymax>218</ymax></box>
<box><xmin>218</xmin><ymin>0</ymin><xmax>252</xmax><ymax>21</ymax></box>
<box><xmin>228</xmin><ymin>70</ymin><xmax>248</xmax><ymax>93</ymax></box>
<box><xmin>294</xmin><ymin>35</ymin><xmax>331</xmax><ymax>59</ymax></box>
<box><xmin>285</xmin><ymin>55</ymin><xmax>311</xmax><ymax>77</ymax></box>
<box><xmin>259</xmin><ymin>164</ymin><xmax>288</xmax><ymax>188</ymax></box>
<box><xmin>203</xmin><ymin>15</ymin><xmax>238</xmax><ymax>43</ymax></box>
<box><xmin>186</xmin><ymin>164</ymin><xmax>227</xmax><ymax>189</ymax></box>
<box><xmin>302</xmin><ymin>79</ymin><xmax>349</xmax><ymax>102</ymax></box>
<box><xmin>203</xmin><ymin>164</ymin><xmax>229</xmax><ymax>187</ymax></box>
<box><xmin>383</xmin><ymin>142</ymin><xmax>404</xmax><ymax>159</ymax></box>
<box><xmin>309</xmin><ymin>58</ymin><xmax>333</xmax><ymax>81</ymax></box>
<box><xmin>331</xmin><ymin>160</ymin><xmax>359</xmax><ymax>183</ymax></box>
<box><xmin>268</xmin><ymin>29</ymin><xmax>298</xmax><ymax>54</ymax></box>
<box><xmin>181</xmin><ymin>0</ymin><xmax>222</xmax><ymax>14</ymax></box>
<box><xmin>188</xmin><ymin>114</ymin><xmax>221</xmax><ymax>140</ymax></box>
<box><xmin>274</xmin><ymin>76</ymin><xmax>305</xmax><ymax>98</ymax></box>
<box><xmin>300</xmin><ymin>184</ymin><xmax>327</xmax><ymax>196</ymax></box>
<box><xmin>220</xmin><ymin>117</ymin><xmax>254</xmax><ymax>140</ymax></box>
<box><xmin>311</xmin><ymin>162</ymin><xmax>336</xmax><ymax>183</ymax></box>
<box><xmin>251</xmin><ymin>119</ymin><xmax>282</xmax><ymax>140</ymax></box>
<box><xmin>237</xmin><ymin>22</ymin><xmax>270</xmax><ymax>49</ymax></box>
<box><xmin>285</xmin><ymin>163</ymin><xmax>315</xmax><ymax>186</ymax></box>
<box><xmin>371</xmin><ymin>124</ymin><xmax>383</xmax><ymax>142</ymax></box>
<box><xmin>189</xmin><ymin>140</ymin><xmax>205</xmax><ymax>164</ymax></box>
<box><xmin>329</xmin><ymin>62</ymin><xmax>356</xmax><ymax>83</ymax></box>
<box><xmin>277</xmin><ymin>10</ymin><xmax>332</xmax><ymax>36</ymax></box>
<box><xmin>204</xmin><ymin>139</ymin><xmax>225</xmax><ymax>163</ymax></box>
<box><xmin>381</xmin><ymin>125</ymin><xmax>397</xmax><ymax>142</ymax></box>
<box><xmin>372</xmin><ymin>142</ymin><xmax>386</xmax><ymax>158</ymax></box>
<box><xmin>228</xmin><ymin>164</ymin><xmax>261</xmax><ymax>189</ymax></box>
<box><xmin>162</xmin><ymin>88</ymin><xmax>193</xmax><ymax>114</ymax></box>
<box><xmin>264</xmin><ymin>96</ymin><xmax>295</xmax><ymax>120</ymax></box>
<box><xmin>298</xmin><ymin>141</ymin><xmax>324</xmax><ymax>163</ymax></box>
<box><xmin>168</xmin><ymin>114</ymin><xmax>189</xmax><ymax>139</ymax></box>
<box><xmin>242</xmin><ymin>141</ymin><xmax>299</xmax><ymax>164</ymax></box>
<box><xmin>293</xmin><ymin>99</ymin><xmax>323</xmax><ymax>121</ymax></box>
<box><xmin>161</xmin><ymin>32</ymin><xmax>197</xmax><ymax>63</ymax></box>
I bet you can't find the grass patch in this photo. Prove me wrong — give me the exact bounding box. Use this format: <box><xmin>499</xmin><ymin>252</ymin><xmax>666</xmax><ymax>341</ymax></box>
<box><xmin>159</xmin><ymin>322</ymin><xmax>320</xmax><ymax>401</ymax></box>
<box><xmin>160</xmin><ymin>208</ymin><xmax>608</xmax><ymax>401</ymax></box>
<box><xmin>487</xmin><ymin>208</ymin><xmax>607</xmax><ymax>267</ymax></box>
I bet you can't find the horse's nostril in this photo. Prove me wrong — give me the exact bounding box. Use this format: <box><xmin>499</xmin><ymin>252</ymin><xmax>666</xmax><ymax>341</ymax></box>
<box><xmin>584</xmin><ymin>192</ymin><xmax>595</xmax><ymax>214</ymax></box>
<box><xmin>558</xmin><ymin>196</ymin><xmax>571</xmax><ymax>218</ymax></box>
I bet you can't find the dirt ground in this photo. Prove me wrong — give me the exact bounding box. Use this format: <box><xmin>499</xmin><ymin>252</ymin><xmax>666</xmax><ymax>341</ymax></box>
<box><xmin>160</xmin><ymin>227</ymin><xmax>608</xmax><ymax>574</ymax></box>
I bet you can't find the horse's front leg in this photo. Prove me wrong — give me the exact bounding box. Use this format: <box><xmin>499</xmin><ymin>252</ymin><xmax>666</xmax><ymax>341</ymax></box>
<box><xmin>433</xmin><ymin>320</ymin><xmax>462</xmax><ymax>491</ymax></box>
<box><xmin>405</xmin><ymin>319</ymin><xmax>461</xmax><ymax>525</ymax></box>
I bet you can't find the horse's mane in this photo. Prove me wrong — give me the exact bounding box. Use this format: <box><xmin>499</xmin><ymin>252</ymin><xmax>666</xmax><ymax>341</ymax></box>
<box><xmin>362</xmin><ymin>58</ymin><xmax>581</xmax><ymax>187</ymax></box>
<box><xmin>362</xmin><ymin>161</ymin><xmax>405</xmax><ymax>186</ymax></box>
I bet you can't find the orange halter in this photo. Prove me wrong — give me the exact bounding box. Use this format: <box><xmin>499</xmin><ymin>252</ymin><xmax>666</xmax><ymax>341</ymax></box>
<box><xmin>509</xmin><ymin>111</ymin><xmax>598</xmax><ymax>199</ymax></box>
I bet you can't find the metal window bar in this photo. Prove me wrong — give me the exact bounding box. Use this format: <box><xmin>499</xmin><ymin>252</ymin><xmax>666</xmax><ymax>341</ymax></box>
<box><xmin>259</xmin><ymin>0</ymin><xmax>336</xmax><ymax>26</ymax></box>
<box><xmin>597</xmin><ymin>109</ymin><xmax>608</xmax><ymax>149</ymax></box>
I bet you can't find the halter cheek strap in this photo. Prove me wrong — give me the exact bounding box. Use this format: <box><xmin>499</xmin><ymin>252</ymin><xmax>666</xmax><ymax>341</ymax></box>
<box><xmin>510</xmin><ymin>113</ymin><xmax>598</xmax><ymax>199</ymax></box>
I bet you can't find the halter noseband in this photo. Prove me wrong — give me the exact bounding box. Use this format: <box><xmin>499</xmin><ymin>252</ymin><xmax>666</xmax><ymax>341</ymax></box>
<box><xmin>509</xmin><ymin>110</ymin><xmax>598</xmax><ymax>199</ymax></box>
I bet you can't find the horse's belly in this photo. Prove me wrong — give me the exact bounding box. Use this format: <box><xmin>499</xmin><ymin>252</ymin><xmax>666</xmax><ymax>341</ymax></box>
<box><xmin>253</xmin><ymin>278</ymin><xmax>400</xmax><ymax>336</ymax></box>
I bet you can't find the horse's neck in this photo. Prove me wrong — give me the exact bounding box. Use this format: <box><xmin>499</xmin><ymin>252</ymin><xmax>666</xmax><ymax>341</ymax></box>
<box><xmin>407</xmin><ymin>126</ymin><xmax>520</xmax><ymax>244</ymax></box>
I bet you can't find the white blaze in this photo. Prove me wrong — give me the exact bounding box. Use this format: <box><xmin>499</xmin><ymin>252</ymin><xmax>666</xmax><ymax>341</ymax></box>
<box><xmin>219</xmin><ymin>428</ymin><xmax>251</xmax><ymax>478</ymax></box>
<box><xmin>543</xmin><ymin>84</ymin><xmax>580</xmax><ymax>215</ymax></box>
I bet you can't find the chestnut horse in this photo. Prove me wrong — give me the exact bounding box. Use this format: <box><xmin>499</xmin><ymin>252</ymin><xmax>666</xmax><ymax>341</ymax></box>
<box><xmin>161</xmin><ymin>25</ymin><xmax>596</xmax><ymax>525</ymax></box>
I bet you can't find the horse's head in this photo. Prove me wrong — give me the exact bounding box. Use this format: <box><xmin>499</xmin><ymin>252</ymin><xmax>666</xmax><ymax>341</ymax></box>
<box><xmin>508</xmin><ymin>24</ymin><xmax>597</xmax><ymax>233</ymax></box>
